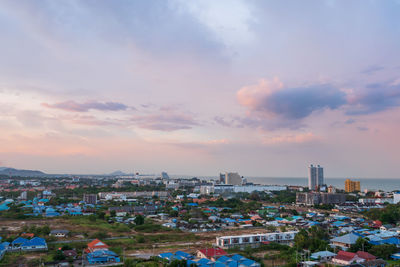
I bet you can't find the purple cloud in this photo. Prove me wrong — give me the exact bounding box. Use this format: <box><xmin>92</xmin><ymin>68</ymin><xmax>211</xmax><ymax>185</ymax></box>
<box><xmin>361</xmin><ymin>65</ymin><xmax>384</xmax><ymax>75</ymax></box>
<box><xmin>237</xmin><ymin>80</ymin><xmax>347</xmax><ymax>123</ymax></box>
<box><xmin>42</xmin><ymin>100</ymin><xmax>129</xmax><ymax>112</ymax></box>
<box><xmin>346</xmin><ymin>82</ymin><xmax>400</xmax><ymax>115</ymax></box>
<box><xmin>130</xmin><ymin>112</ymin><xmax>199</xmax><ymax>131</ymax></box>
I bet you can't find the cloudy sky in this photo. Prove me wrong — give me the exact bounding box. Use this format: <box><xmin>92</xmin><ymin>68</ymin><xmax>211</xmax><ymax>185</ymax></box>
<box><xmin>1</xmin><ymin>0</ymin><xmax>400</xmax><ymax>177</ymax></box>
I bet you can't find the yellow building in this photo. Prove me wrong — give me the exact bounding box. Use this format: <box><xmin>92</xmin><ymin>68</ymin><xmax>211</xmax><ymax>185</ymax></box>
<box><xmin>345</xmin><ymin>179</ymin><xmax>361</xmax><ymax>192</ymax></box>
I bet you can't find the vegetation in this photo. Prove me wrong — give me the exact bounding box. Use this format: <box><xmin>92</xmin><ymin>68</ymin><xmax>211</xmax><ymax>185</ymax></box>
<box><xmin>293</xmin><ymin>226</ymin><xmax>330</xmax><ymax>252</ymax></box>
<box><xmin>364</xmin><ymin>204</ymin><xmax>400</xmax><ymax>224</ymax></box>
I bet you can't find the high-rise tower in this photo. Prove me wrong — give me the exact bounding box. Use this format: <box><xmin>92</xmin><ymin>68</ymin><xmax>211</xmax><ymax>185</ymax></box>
<box><xmin>308</xmin><ymin>164</ymin><xmax>324</xmax><ymax>190</ymax></box>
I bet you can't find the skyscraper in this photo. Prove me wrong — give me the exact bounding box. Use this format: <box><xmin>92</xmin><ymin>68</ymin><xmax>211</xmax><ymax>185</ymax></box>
<box><xmin>317</xmin><ymin>165</ymin><xmax>324</xmax><ymax>187</ymax></box>
<box><xmin>308</xmin><ymin>164</ymin><xmax>324</xmax><ymax>190</ymax></box>
<box><xmin>308</xmin><ymin>165</ymin><xmax>317</xmax><ymax>190</ymax></box>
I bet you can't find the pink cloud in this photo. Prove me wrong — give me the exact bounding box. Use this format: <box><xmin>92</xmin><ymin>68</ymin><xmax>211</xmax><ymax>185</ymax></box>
<box><xmin>237</xmin><ymin>78</ymin><xmax>283</xmax><ymax>116</ymax></box>
<box><xmin>130</xmin><ymin>111</ymin><xmax>199</xmax><ymax>131</ymax></box>
<box><xmin>262</xmin><ymin>132</ymin><xmax>319</xmax><ymax>145</ymax></box>
<box><xmin>42</xmin><ymin>100</ymin><xmax>129</xmax><ymax>112</ymax></box>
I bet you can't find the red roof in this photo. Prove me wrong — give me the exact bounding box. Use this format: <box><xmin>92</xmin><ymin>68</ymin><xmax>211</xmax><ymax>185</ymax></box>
<box><xmin>21</xmin><ymin>233</ymin><xmax>35</xmax><ymax>238</ymax></box>
<box><xmin>373</xmin><ymin>220</ymin><xmax>382</xmax><ymax>227</ymax></box>
<box><xmin>198</xmin><ymin>248</ymin><xmax>227</xmax><ymax>257</ymax></box>
<box><xmin>356</xmin><ymin>251</ymin><xmax>376</xmax><ymax>261</ymax></box>
<box><xmin>87</xmin><ymin>239</ymin><xmax>109</xmax><ymax>251</ymax></box>
<box><xmin>335</xmin><ymin>251</ymin><xmax>356</xmax><ymax>262</ymax></box>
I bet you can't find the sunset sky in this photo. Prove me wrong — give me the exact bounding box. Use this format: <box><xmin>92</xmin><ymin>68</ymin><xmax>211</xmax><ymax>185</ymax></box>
<box><xmin>1</xmin><ymin>0</ymin><xmax>400</xmax><ymax>177</ymax></box>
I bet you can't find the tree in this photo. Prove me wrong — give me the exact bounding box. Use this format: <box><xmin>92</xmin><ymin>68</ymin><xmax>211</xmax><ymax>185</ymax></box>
<box><xmin>110</xmin><ymin>210</ymin><xmax>116</xmax><ymax>217</ymax></box>
<box><xmin>134</xmin><ymin>215</ymin><xmax>145</xmax><ymax>225</ymax></box>
<box><xmin>89</xmin><ymin>214</ymin><xmax>97</xmax><ymax>222</ymax></box>
<box><xmin>369</xmin><ymin>244</ymin><xmax>397</xmax><ymax>260</ymax></box>
<box><xmin>53</xmin><ymin>250</ymin><xmax>66</xmax><ymax>261</ymax></box>
<box><xmin>349</xmin><ymin>237</ymin><xmax>372</xmax><ymax>253</ymax></box>
<box><xmin>97</xmin><ymin>211</ymin><xmax>106</xmax><ymax>220</ymax></box>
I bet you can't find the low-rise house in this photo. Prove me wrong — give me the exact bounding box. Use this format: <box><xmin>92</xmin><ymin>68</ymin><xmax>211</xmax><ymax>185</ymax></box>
<box><xmin>332</xmin><ymin>251</ymin><xmax>364</xmax><ymax>265</ymax></box>
<box><xmin>216</xmin><ymin>231</ymin><xmax>298</xmax><ymax>249</ymax></box>
<box><xmin>86</xmin><ymin>239</ymin><xmax>109</xmax><ymax>253</ymax></box>
<box><xmin>310</xmin><ymin>251</ymin><xmax>336</xmax><ymax>261</ymax></box>
<box><xmin>330</xmin><ymin>232</ymin><xmax>360</xmax><ymax>250</ymax></box>
<box><xmin>134</xmin><ymin>205</ymin><xmax>157</xmax><ymax>215</ymax></box>
<box><xmin>86</xmin><ymin>250</ymin><xmax>120</xmax><ymax>264</ymax></box>
<box><xmin>63</xmin><ymin>250</ymin><xmax>77</xmax><ymax>259</ymax></box>
<box><xmin>50</xmin><ymin>230</ymin><xmax>70</xmax><ymax>238</ymax></box>
<box><xmin>380</xmin><ymin>224</ymin><xmax>394</xmax><ymax>231</ymax></box>
<box><xmin>332</xmin><ymin>251</ymin><xmax>377</xmax><ymax>266</ymax></box>
<box><xmin>11</xmin><ymin>237</ymin><xmax>48</xmax><ymax>251</ymax></box>
<box><xmin>159</xmin><ymin>251</ymin><xmax>194</xmax><ymax>261</ymax></box>
<box><xmin>197</xmin><ymin>248</ymin><xmax>227</xmax><ymax>261</ymax></box>
<box><xmin>0</xmin><ymin>242</ymin><xmax>8</xmax><ymax>260</ymax></box>
<box><xmin>348</xmin><ymin>259</ymin><xmax>387</xmax><ymax>267</ymax></box>
<box><xmin>84</xmin><ymin>239</ymin><xmax>120</xmax><ymax>264</ymax></box>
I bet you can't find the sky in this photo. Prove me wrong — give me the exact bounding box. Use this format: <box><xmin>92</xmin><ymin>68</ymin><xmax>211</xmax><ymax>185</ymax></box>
<box><xmin>1</xmin><ymin>0</ymin><xmax>400</xmax><ymax>178</ymax></box>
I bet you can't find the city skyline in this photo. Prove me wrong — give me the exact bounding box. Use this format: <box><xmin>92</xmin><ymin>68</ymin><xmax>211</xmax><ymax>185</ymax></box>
<box><xmin>1</xmin><ymin>1</ymin><xmax>400</xmax><ymax>177</ymax></box>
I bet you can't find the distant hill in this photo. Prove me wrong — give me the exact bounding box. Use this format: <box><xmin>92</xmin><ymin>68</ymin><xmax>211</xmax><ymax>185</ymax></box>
<box><xmin>0</xmin><ymin>167</ymin><xmax>47</xmax><ymax>177</ymax></box>
<box><xmin>109</xmin><ymin>170</ymin><xmax>128</xmax><ymax>176</ymax></box>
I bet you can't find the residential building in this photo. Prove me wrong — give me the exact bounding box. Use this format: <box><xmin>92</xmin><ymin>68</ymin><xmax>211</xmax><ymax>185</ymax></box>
<box><xmin>86</xmin><ymin>239</ymin><xmax>109</xmax><ymax>253</ymax></box>
<box><xmin>20</xmin><ymin>191</ymin><xmax>27</xmax><ymax>200</ymax></box>
<box><xmin>310</xmin><ymin>251</ymin><xmax>336</xmax><ymax>261</ymax></box>
<box><xmin>10</xmin><ymin>237</ymin><xmax>48</xmax><ymax>251</ymax></box>
<box><xmin>200</xmin><ymin>184</ymin><xmax>286</xmax><ymax>195</ymax></box>
<box><xmin>332</xmin><ymin>251</ymin><xmax>364</xmax><ymax>265</ymax></box>
<box><xmin>328</xmin><ymin>185</ymin><xmax>336</xmax><ymax>193</ymax></box>
<box><xmin>345</xmin><ymin>179</ymin><xmax>361</xmax><ymax>192</ymax></box>
<box><xmin>218</xmin><ymin>173</ymin><xmax>225</xmax><ymax>184</ymax></box>
<box><xmin>83</xmin><ymin>194</ymin><xmax>97</xmax><ymax>205</ymax></box>
<box><xmin>393</xmin><ymin>192</ymin><xmax>400</xmax><ymax>204</ymax></box>
<box><xmin>197</xmin><ymin>248</ymin><xmax>227</xmax><ymax>260</ymax></box>
<box><xmin>87</xmin><ymin>250</ymin><xmax>120</xmax><ymax>264</ymax></box>
<box><xmin>225</xmin><ymin>172</ymin><xmax>242</xmax><ymax>186</ymax></box>
<box><xmin>49</xmin><ymin>230</ymin><xmax>69</xmax><ymax>238</ymax></box>
<box><xmin>330</xmin><ymin>233</ymin><xmax>360</xmax><ymax>250</ymax></box>
<box><xmin>216</xmin><ymin>231</ymin><xmax>298</xmax><ymax>249</ymax></box>
<box><xmin>332</xmin><ymin>251</ymin><xmax>376</xmax><ymax>266</ymax></box>
<box><xmin>296</xmin><ymin>192</ymin><xmax>346</xmax><ymax>205</ymax></box>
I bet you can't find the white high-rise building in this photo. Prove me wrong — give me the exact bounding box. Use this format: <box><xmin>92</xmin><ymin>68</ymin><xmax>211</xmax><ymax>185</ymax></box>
<box><xmin>308</xmin><ymin>165</ymin><xmax>324</xmax><ymax>190</ymax></box>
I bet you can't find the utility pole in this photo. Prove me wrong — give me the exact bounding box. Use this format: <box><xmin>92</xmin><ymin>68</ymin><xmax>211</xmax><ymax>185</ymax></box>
<box><xmin>82</xmin><ymin>248</ymin><xmax>85</xmax><ymax>267</ymax></box>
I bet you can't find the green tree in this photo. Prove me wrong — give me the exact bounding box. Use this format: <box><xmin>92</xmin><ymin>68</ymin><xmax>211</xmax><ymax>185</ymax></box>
<box><xmin>135</xmin><ymin>215</ymin><xmax>145</xmax><ymax>225</ymax></box>
<box><xmin>369</xmin><ymin>244</ymin><xmax>397</xmax><ymax>260</ymax></box>
<box><xmin>349</xmin><ymin>237</ymin><xmax>372</xmax><ymax>253</ymax></box>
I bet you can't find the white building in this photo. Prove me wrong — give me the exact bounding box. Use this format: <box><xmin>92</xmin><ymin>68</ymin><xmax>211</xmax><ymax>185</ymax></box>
<box><xmin>200</xmin><ymin>184</ymin><xmax>286</xmax><ymax>195</ymax></box>
<box><xmin>394</xmin><ymin>192</ymin><xmax>400</xmax><ymax>204</ymax></box>
<box><xmin>216</xmin><ymin>231</ymin><xmax>298</xmax><ymax>249</ymax></box>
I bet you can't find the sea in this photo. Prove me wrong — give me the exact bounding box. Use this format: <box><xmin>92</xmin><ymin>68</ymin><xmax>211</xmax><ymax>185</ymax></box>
<box><xmin>245</xmin><ymin>177</ymin><xmax>400</xmax><ymax>192</ymax></box>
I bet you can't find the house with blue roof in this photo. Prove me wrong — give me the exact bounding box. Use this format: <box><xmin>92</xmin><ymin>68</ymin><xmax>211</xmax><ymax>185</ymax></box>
<box><xmin>159</xmin><ymin>252</ymin><xmax>175</xmax><ymax>261</ymax></box>
<box><xmin>239</xmin><ymin>259</ymin><xmax>258</xmax><ymax>267</ymax></box>
<box><xmin>10</xmin><ymin>237</ymin><xmax>47</xmax><ymax>251</ymax></box>
<box><xmin>0</xmin><ymin>242</ymin><xmax>8</xmax><ymax>260</ymax></box>
<box><xmin>11</xmin><ymin>237</ymin><xmax>28</xmax><ymax>249</ymax></box>
<box><xmin>87</xmin><ymin>249</ymin><xmax>120</xmax><ymax>264</ymax></box>
<box><xmin>20</xmin><ymin>237</ymin><xmax>47</xmax><ymax>251</ymax></box>
<box><xmin>175</xmin><ymin>251</ymin><xmax>194</xmax><ymax>260</ymax></box>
